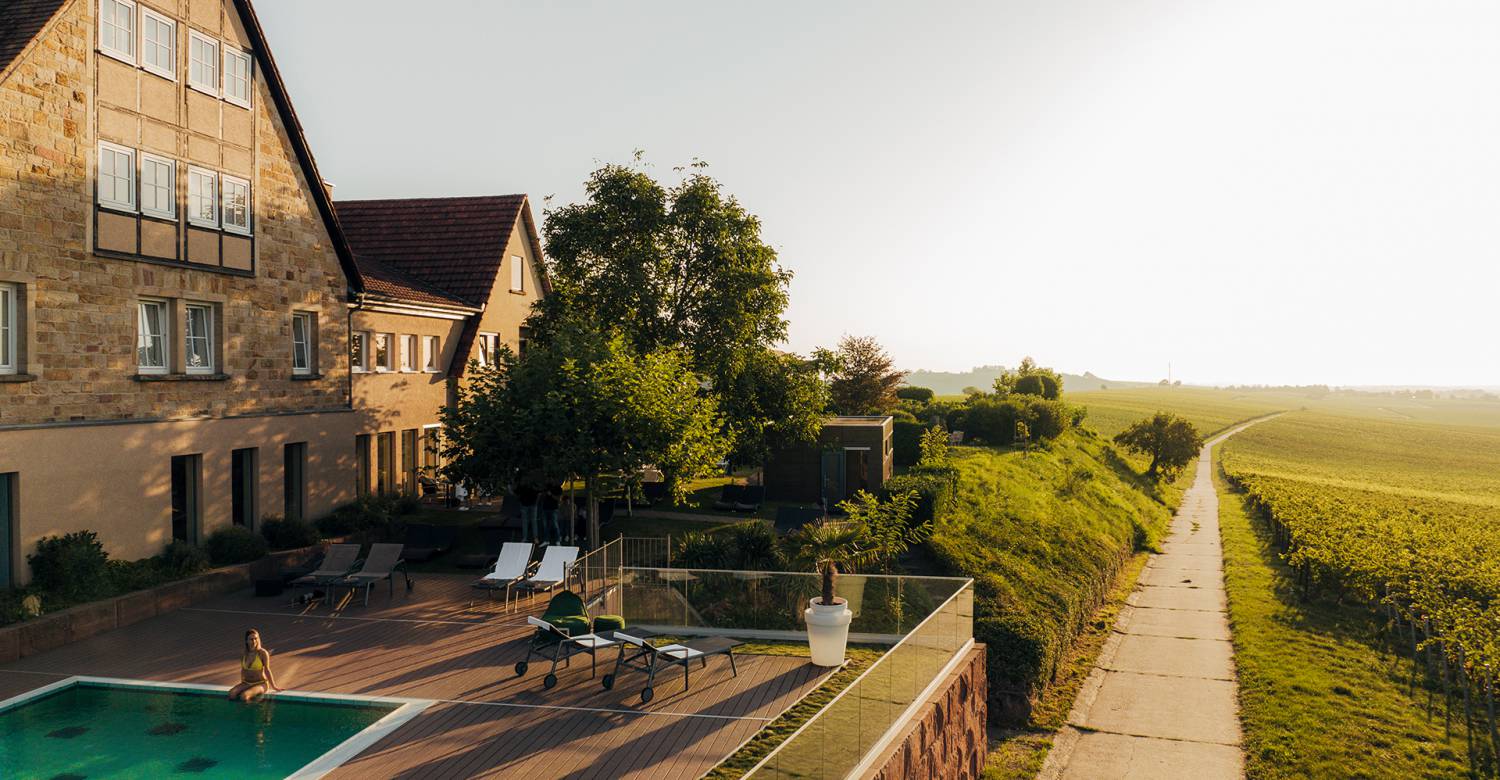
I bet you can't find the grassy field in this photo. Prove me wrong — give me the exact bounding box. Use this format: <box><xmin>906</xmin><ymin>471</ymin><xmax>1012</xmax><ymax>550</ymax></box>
<box><xmin>1070</xmin><ymin>386</ymin><xmax>1297</xmax><ymax>438</ymax></box>
<box><xmin>1215</xmin><ymin>462</ymin><xmax>1473</xmax><ymax>779</ymax></box>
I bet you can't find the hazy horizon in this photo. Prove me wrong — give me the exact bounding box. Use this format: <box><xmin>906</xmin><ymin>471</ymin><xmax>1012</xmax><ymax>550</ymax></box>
<box><xmin>257</xmin><ymin>1</ymin><xmax>1500</xmax><ymax>388</ymax></box>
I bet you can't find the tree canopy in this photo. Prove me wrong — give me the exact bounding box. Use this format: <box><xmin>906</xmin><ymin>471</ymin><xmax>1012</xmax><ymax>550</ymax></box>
<box><xmin>996</xmin><ymin>356</ymin><xmax>1063</xmax><ymax>400</ymax></box>
<box><xmin>819</xmin><ymin>335</ymin><xmax>907</xmax><ymax>416</ymax></box>
<box><xmin>1113</xmin><ymin>412</ymin><xmax>1203</xmax><ymax>479</ymax></box>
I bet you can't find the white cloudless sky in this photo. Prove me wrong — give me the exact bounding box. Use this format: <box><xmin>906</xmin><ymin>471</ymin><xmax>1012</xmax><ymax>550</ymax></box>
<box><xmin>257</xmin><ymin>0</ymin><xmax>1500</xmax><ymax>387</ymax></box>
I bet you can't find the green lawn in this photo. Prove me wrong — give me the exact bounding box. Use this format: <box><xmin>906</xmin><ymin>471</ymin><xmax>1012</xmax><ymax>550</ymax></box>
<box><xmin>1215</xmin><ymin>462</ymin><xmax>1472</xmax><ymax>779</ymax></box>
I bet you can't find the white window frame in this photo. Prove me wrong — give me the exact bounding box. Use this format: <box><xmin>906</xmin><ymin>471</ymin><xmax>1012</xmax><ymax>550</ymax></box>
<box><xmin>139</xmin><ymin>7</ymin><xmax>176</xmax><ymax>80</ymax></box>
<box><xmin>187</xmin><ymin>166</ymin><xmax>218</xmax><ymax>228</ymax></box>
<box><xmin>99</xmin><ymin>0</ymin><xmax>137</xmax><ymax>64</ymax></box>
<box><xmin>373</xmin><ymin>333</ymin><xmax>394</xmax><ymax>372</ymax></box>
<box><xmin>0</xmin><ymin>283</ymin><xmax>16</xmax><ymax>375</ymax></box>
<box><xmin>476</xmin><ymin>333</ymin><xmax>498</xmax><ymax>367</ymax></box>
<box><xmin>97</xmin><ymin>142</ymin><xmax>137</xmax><ymax>212</ymax></box>
<box><xmin>510</xmin><ymin>255</ymin><xmax>525</xmax><ymax>292</ymax></box>
<box><xmin>221</xmin><ymin>174</ymin><xmax>251</xmax><ymax>235</ymax></box>
<box><xmin>136</xmin><ymin>299</ymin><xmax>169</xmax><ymax>374</ymax></box>
<box><xmin>351</xmin><ymin>331</ymin><xmax>370</xmax><ymax>373</ymax></box>
<box><xmin>399</xmin><ymin>334</ymin><xmax>418</xmax><ymax>372</ymax></box>
<box><xmin>222</xmin><ymin>47</ymin><xmax>252</xmax><ymax>108</ymax></box>
<box><xmin>139</xmin><ymin>152</ymin><xmax>176</xmax><ymax>220</ymax></box>
<box><xmin>184</xmin><ymin>303</ymin><xmax>214</xmax><ymax>375</ymax></box>
<box><xmin>292</xmin><ymin>312</ymin><xmax>314</xmax><ymax>375</ymax></box>
<box><xmin>422</xmin><ymin>335</ymin><xmax>440</xmax><ymax>373</ymax></box>
<box><xmin>187</xmin><ymin>30</ymin><xmax>219</xmax><ymax>96</ymax></box>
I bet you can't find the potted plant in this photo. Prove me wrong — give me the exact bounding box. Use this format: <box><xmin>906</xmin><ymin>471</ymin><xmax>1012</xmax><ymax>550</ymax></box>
<box><xmin>787</xmin><ymin>522</ymin><xmax>876</xmax><ymax>667</ymax></box>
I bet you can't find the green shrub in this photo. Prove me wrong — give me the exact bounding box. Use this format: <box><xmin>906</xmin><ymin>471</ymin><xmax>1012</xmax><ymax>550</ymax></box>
<box><xmin>952</xmin><ymin>395</ymin><xmax>1074</xmax><ymax>446</ymax></box>
<box><xmin>896</xmin><ymin>386</ymin><xmax>935</xmax><ymax>403</ymax></box>
<box><xmin>105</xmin><ymin>558</ymin><xmax>173</xmax><ymax>592</ymax></box>
<box><xmin>676</xmin><ymin>521</ymin><xmax>782</xmax><ymax>570</ymax></box>
<box><xmin>260</xmin><ymin>515</ymin><xmax>319</xmax><ymax>550</ymax></box>
<box><xmin>317</xmin><ymin>494</ymin><xmax>413</xmax><ymax>539</ymax></box>
<box><xmin>892</xmin><ymin>420</ymin><xmax>925</xmax><ymax>467</ymax></box>
<box><xmin>205</xmin><ymin>526</ymin><xmax>269</xmax><ymax>566</ymax></box>
<box><xmin>884</xmin><ymin>467</ymin><xmax>956</xmax><ymax>525</ymax></box>
<box><xmin>158</xmin><ymin>540</ymin><xmax>210</xmax><ymax>578</ymax></box>
<box><xmin>28</xmin><ymin>531</ymin><xmax>110</xmax><ymax>603</ymax></box>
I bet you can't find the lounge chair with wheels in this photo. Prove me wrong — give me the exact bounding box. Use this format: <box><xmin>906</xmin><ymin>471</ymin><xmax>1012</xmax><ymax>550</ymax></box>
<box><xmin>337</xmin><ymin>543</ymin><xmax>412</xmax><ymax>606</ymax></box>
<box><xmin>712</xmin><ymin>484</ymin><xmax>746</xmax><ymax>511</ymax></box>
<box><xmin>469</xmin><ymin>542</ymin><xmax>534</xmax><ymax>610</ymax></box>
<box><xmin>288</xmin><ymin>543</ymin><xmax>360</xmax><ymax>600</ymax></box>
<box><xmin>514</xmin><ymin>591</ymin><xmax>618</xmax><ymax>689</ymax></box>
<box><xmin>607</xmin><ymin>631</ymin><xmax>743</xmax><ymax>703</ymax></box>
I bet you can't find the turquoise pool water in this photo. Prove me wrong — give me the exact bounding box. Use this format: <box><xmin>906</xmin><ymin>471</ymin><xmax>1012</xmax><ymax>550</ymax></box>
<box><xmin>0</xmin><ymin>680</ymin><xmax>398</xmax><ymax>779</ymax></box>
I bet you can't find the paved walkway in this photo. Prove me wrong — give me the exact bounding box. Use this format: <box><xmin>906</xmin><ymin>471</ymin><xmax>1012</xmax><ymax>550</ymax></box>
<box><xmin>1042</xmin><ymin>424</ymin><xmax>1262</xmax><ymax>779</ymax></box>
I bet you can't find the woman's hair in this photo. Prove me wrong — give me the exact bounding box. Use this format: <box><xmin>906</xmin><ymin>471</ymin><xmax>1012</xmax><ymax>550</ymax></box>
<box><xmin>245</xmin><ymin>629</ymin><xmax>259</xmax><ymax>640</ymax></box>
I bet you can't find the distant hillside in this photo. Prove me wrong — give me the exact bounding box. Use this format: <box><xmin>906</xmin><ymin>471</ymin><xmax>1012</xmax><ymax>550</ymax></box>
<box><xmin>903</xmin><ymin>365</ymin><xmax>1142</xmax><ymax>396</ymax></box>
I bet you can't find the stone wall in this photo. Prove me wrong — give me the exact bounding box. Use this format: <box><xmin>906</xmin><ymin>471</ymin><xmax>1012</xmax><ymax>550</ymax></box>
<box><xmin>863</xmin><ymin>643</ymin><xmax>988</xmax><ymax>780</ymax></box>
<box><xmin>0</xmin><ymin>0</ymin><xmax>351</xmax><ymax>427</ymax></box>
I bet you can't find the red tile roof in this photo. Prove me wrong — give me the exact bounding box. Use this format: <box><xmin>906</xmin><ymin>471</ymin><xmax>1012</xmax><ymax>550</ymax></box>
<box><xmin>0</xmin><ymin>0</ymin><xmax>68</xmax><ymax>79</ymax></box>
<box><xmin>356</xmin><ymin>255</ymin><xmax>475</xmax><ymax>309</ymax></box>
<box><xmin>335</xmin><ymin>195</ymin><xmax>535</xmax><ymax>308</ymax></box>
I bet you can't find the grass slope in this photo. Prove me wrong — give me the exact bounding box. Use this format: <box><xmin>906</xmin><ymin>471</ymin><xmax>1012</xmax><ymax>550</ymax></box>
<box><xmin>1215</xmin><ymin>461</ymin><xmax>1471</xmax><ymax>779</ymax></box>
<box><xmin>927</xmin><ymin>430</ymin><xmax>1180</xmax><ymax>724</ymax></box>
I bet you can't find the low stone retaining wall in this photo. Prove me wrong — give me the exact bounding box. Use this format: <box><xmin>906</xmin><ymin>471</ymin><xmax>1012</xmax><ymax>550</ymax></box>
<box><xmin>863</xmin><ymin>643</ymin><xmax>988</xmax><ymax>780</ymax></box>
<box><xmin>0</xmin><ymin>546</ymin><xmax>322</xmax><ymax>664</ymax></box>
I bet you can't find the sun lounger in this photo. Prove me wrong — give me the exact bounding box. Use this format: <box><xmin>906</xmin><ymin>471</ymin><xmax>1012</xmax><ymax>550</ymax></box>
<box><xmin>607</xmin><ymin>632</ymin><xmax>742</xmax><ymax>703</ymax></box>
<box><xmin>712</xmin><ymin>484</ymin><xmax>746</xmax><ymax>511</ymax></box>
<box><xmin>514</xmin><ymin>545</ymin><xmax>578</xmax><ymax>599</ymax></box>
<box><xmin>400</xmin><ymin>523</ymin><xmax>458</xmax><ymax>563</ymax></box>
<box><xmin>337</xmin><ymin>543</ymin><xmax>411</xmax><ymax>606</ymax></box>
<box><xmin>469</xmin><ymin>542</ymin><xmax>534</xmax><ymax>610</ymax></box>
<box><xmin>774</xmin><ymin>506</ymin><xmax>822</xmax><ymax>534</ymax></box>
<box><xmin>514</xmin><ymin>592</ymin><xmax>616</xmax><ymax>689</ymax></box>
<box><xmin>288</xmin><ymin>543</ymin><xmax>360</xmax><ymax>599</ymax></box>
<box><xmin>733</xmin><ymin>485</ymin><xmax>764</xmax><ymax>512</ymax></box>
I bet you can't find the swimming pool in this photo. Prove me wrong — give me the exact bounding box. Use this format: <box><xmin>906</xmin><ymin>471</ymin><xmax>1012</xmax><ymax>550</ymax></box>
<box><xmin>0</xmin><ymin>676</ymin><xmax>431</xmax><ymax>779</ymax></box>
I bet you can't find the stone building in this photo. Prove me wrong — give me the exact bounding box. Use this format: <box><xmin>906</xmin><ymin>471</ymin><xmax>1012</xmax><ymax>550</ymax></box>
<box><xmin>336</xmin><ymin>195</ymin><xmax>549</xmax><ymax>498</ymax></box>
<box><xmin>0</xmin><ymin>0</ymin><xmax>368</xmax><ymax>586</ymax></box>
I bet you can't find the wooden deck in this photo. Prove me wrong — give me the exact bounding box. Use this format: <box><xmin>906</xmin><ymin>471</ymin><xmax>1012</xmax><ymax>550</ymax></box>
<box><xmin>0</xmin><ymin>575</ymin><xmax>830</xmax><ymax>779</ymax></box>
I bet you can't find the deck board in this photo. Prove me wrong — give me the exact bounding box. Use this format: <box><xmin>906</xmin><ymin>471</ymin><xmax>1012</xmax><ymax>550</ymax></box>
<box><xmin>0</xmin><ymin>574</ymin><xmax>829</xmax><ymax>779</ymax></box>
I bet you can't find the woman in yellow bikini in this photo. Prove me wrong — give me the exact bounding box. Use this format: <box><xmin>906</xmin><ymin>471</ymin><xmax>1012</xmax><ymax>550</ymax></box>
<box><xmin>228</xmin><ymin>629</ymin><xmax>282</xmax><ymax>702</ymax></box>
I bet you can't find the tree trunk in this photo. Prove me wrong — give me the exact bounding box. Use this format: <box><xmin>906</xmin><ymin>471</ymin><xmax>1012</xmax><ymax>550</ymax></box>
<box><xmin>822</xmin><ymin>566</ymin><xmax>836</xmax><ymax>606</ymax></box>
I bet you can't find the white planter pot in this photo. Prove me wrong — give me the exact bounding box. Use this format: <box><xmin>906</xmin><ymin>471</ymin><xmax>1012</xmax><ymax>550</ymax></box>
<box><xmin>804</xmin><ymin>597</ymin><xmax>853</xmax><ymax>667</ymax></box>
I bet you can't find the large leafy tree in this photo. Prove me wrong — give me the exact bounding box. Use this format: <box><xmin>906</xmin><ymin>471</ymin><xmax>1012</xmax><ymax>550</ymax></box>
<box><xmin>819</xmin><ymin>335</ymin><xmax>906</xmax><ymax>416</ymax></box>
<box><xmin>996</xmin><ymin>356</ymin><xmax>1063</xmax><ymax>400</ymax></box>
<box><xmin>530</xmin><ymin>160</ymin><xmax>819</xmax><ymax>466</ymax></box>
<box><xmin>439</xmin><ymin>319</ymin><xmax>729</xmax><ymax>523</ymax></box>
<box><xmin>1113</xmin><ymin>412</ymin><xmax>1203</xmax><ymax>479</ymax></box>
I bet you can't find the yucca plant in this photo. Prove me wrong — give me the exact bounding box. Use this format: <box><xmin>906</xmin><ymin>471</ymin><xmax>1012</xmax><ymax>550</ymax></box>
<box><xmin>786</xmin><ymin>521</ymin><xmax>878</xmax><ymax>607</ymax></box>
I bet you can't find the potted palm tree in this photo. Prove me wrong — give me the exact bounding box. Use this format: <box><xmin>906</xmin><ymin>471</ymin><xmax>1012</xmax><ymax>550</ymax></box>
<box><xmin>787</xmin><ymin>521</ymin><xmax>876</xmax><ymax>667</ymax></box>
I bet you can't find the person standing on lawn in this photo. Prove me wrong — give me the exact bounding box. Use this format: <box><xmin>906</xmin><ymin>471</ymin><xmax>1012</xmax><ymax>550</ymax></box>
<box><xmin>515</xmin><ymin>481</ymin><xmax>541</xmax><ymax>542</ymax></box>
<box><xmin>541</xmin><ymin>483</ymin><xmax>563</xmax><ymax>545</ymax></box>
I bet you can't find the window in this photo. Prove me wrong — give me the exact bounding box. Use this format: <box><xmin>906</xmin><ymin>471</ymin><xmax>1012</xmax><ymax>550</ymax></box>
<box><xmin>0</xmin><ymin>473</ymin><xmax>15</xmax><ymax>589</ymax></box>
<box><xmin>292</xmin><ymin>312</ymin><xmax>314</xmax><ymax>375</ymax></box>
<box><xmin>476</xmin><ymin>333</ymin><xmax>498</xmax><ymax>367</ymax></box>
<box><xmin>140</xmin><ymin>153</ymin><xmax>175</xmax><ymax>219</ymax></box>
<box><xmin>98</xmin><ymin>142</ymin><xmax>136</xmax><ymax>212</ymax></box>
<box><xmin>170</xmin><ymin>454</ymin><xmax>202</xmax><ymax>544</ymax></box>
<box><xmin>140</xmin><ymin>8</ymin><xmax>175</xmax><ymax>79</ymax></box>
<box><xmin>136</xmin><ymin>299</ymin><xmax>168</xmax><ymax>373</ymax></box>
<box><xmin>518</xmin><ymin>326</ymin><xmax>531</xmax><ymax>360</ymax></box>
<box><xmin>401</xmin><ymin>429</ymin><xmax>418</xmax><ymax>493</ymax></box>
<box><xmin>221</xmin><ymin>175</ymin><xmax>250</xmax><ymax>234</ymax></box>
<box><xmin>421</xmin><ymin>425</ymin><xmax>442</xmax><ymax>476</ymax></box>
<box><xmin>184</xmin><ymin>303</ymin><xmax>213</xmax><ymax>374</ymax></box>
<box><xmin>283</xmin><ymin>442</ymin><xmax>306</xmax><ymax>522</ymax></box>
<box><xmin>422</xmin><ymin>335</ymin><xmax>440</xmax><ymax>373</ymax></box>
<box><xmin>399</xmin><ymin>334</ymin><xmax>417</xmax><ymax>372</ymax></box>
<box><xmin>99</xmin><ymin>0</ymin><xmax>136</xmax><ymax>63</ymax></box>
<box><xmin>231</xmin><ymin>448</ymin><xmax>258</xmax><ymax>528</ymax></box>
<box><xmin>373</xmin><ymin>333</ymin><xmax>393</xmax><ymax>372</ymax></box>
<box><xmin>376</xmin><ymin>432</ymin><xmax>395</xmax><ymax>495</ymax></box>
<box><xmin>510</xmin><ymin>255</ymin><xmax>525</xmax><ymax>292</ymax></box>
<box><xmin>0</xmin><ymin>284</ymin><xmax>15</xmax><ymax>375</ymax></box>
<box><xmin>188</xmin><ymin>31</ymin><xmax>219</xmax><ymax>94</ymax></box>
<box><xmin>351</xmin><ymin>331</ymin><xmax>369</xmax><ymax>372</ymax></box>
<box><xmin>223</xmin><ymin>48</ymin><xmax>252</xmax><ymax>108</ymax></box>
<box><xmin>187</xmin><ymin>167</ymin><xmax>217</xmax><ymax>227</ymax></box>
<box><xmin>355</xmin><ymin>434</ymin><xmax>372</xmax><ymax>495</ymax></box>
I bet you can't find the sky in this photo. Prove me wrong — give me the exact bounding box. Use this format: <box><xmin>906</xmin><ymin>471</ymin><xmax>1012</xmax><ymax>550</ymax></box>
<box><xmin>257</xmin><ymin>0</ymin><xmax>1500</xmax><ymax>388</ymax></box>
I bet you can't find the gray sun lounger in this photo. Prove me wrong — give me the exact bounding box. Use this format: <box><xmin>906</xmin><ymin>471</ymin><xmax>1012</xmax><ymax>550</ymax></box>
<box><xmin>608</xmin><ymin>631</ymin><xmax>742</xmax><ymax>704</ymax></box>
<box><xmin>336</xmin><ymin>543</ymin><xmax>411</xmax><ymax>606</ymax></box>
<box><xmin>288</xmin><ymin>543</ymin><xmax>360</xmax><ymax>600</ymax></box>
